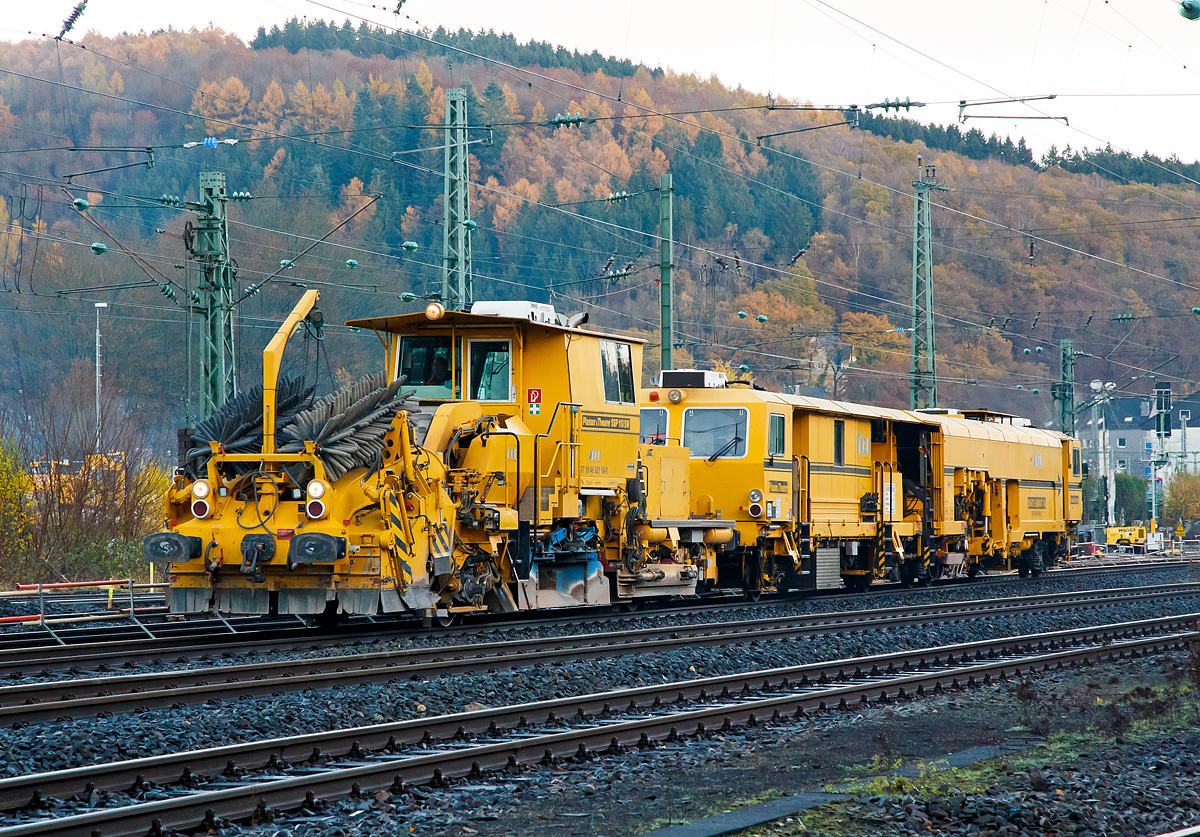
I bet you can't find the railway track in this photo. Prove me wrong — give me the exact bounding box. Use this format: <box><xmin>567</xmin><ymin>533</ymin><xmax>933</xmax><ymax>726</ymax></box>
<box><xmin>0</xmin><ymin>613</ymin><xmax>1191</xmax><ymax>837</ymax></box>
<box><xmin>3</xmin><ymin>557</ymin><xmax>1194</xmax><ymax>672</ymax></box>
<box><xmin>4</xmin><ymin>581</ymin><xmax>1199</xmax><ymax>725</ymax></box>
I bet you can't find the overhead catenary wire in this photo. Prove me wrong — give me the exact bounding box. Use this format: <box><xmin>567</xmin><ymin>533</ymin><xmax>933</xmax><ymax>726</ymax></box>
<box><xmin>4</xmin><ymin>13</ymin><xmax>1195</xmax><ymax>393</ymax></box>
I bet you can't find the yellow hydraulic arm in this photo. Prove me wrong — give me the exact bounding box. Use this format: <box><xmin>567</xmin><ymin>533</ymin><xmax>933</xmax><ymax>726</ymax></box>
<box><xmin>262</xmin><ymin>290</ymin><xmax>320</xmax><ymax>454</ymax></box>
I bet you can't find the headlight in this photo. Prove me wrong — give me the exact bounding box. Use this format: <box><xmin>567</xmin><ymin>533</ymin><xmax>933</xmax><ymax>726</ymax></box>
<box><xmin>667</xmin><ymin>389</ymin><xmax>685</xmax><ymax>404</ymax></box>
<box><xmin>192</xmin><ymin>480</ymin><xmax>211</xmax><ymax>500</ymax></box>
<box><xmin>307</xmin><ymin>479</ymin><xmax>328</xmax><ymax>499</ymax></box>
<box><xmin>748</xmin><ymin>489</ymin><xmax>764</xmax><ymax>503</ymax></box>
<box><xmin>191</xmin><ymin>499</ymin><xmax>211</xmax><ymax>519</ymax></box>
<box><xmin>306</xmin><ymin>499</ymin><xmax>327</xmax><ymax>520</ymax></box>
<box><xmin>425</xmin><ymin>302</ymin><xmax>445</xmax><ymax>320</ymax></box>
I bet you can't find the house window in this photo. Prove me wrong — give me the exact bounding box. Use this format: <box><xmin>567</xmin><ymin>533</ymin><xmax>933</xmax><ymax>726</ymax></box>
<box><xmin>1117</xmin><ymin>459</ymin><xmax>1127</xmax><ymax>471</ymax></box>
<box><xmin>833</xmin><ymin>420</ymin><xmax>845</xmax><ymax>466</ymax></box>
<box><xmin>1117</xmin><ymin>437</ymin><xmax>1126</xmax><ymax>448</ymax></box>
<box><xmin>768</xmin><ymin>414</ymin><xmax>786</xmax><ymax>457</ymax></box>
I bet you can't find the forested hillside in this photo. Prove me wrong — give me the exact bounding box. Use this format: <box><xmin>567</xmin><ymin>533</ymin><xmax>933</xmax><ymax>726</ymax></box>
<box><xmin>1</xmin><ymin>21</ymin><xmax>1198</xmax><ymax>451</ymax></box>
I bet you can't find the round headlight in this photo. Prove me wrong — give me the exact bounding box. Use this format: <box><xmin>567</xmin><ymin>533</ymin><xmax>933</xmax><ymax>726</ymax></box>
<box><xmin>748</xmin><ymin>502</ymin><xmax>764</xmax><ymax>518</ymax></box>
<box><xmin>307</xmin><ymin>479</ymin><xmax>328</xmax><ymax>499</ymax></box>
<box><xmin>667</xmin><ymin>389</ymin><xmax>685</xmax><ymax>404</ymax></box>
<box><xmin>424</xmin><ymin>302</ymin><xmax>445</xmax><ymax>320</ymax></box>
<box><xmin>748</xmin><ymin>489</ymin><xmax>764</xmax><ymax>503</ymax></box>
<box><xmin>192</xmin><ymin>480</ymin><xmax>211</xmax><ymax>500</ymax></box>
<box><xmin>191</xmin><ymin>499</ymin><xmax>211</xmax><ymax>519</ymax></box>
<box><xmin>306</xmin><ymin>499</ymin><xmax>327</xmax><ymax>520</ymax></box>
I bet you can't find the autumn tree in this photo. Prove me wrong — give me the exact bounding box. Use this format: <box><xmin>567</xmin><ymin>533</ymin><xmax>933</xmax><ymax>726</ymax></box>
<box><xmin>191</xmin><ymin>76</ymin><xmax>252</xmax><ymax>133</ymax></box>
<box><xmin>0</xmin><ymin>435</ymin><xmax>32</xmax><ymax>587</ymax></box>
<box><xmin>1164</xmin><ymin>473</ymin><xmax>1200</xmax><ymax>524</ymax></box>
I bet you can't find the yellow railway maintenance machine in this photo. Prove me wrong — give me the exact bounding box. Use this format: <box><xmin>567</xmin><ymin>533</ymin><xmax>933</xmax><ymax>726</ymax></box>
<box><xmin>918</xmin><ymin>409</ymin><xmax>1082</xmax><ymax>579</ymax></box>
<box><xmin>641</xmin><ymin>370</ymin><xmax>938</xmax><ymax>594</ymax></box>
<box><xmin>640</xmin><ymin>373</ymin><xmax>1082</xmax><ymax>593</ymax></box>
<box><xmin>146</xmin><ymin>295</ymin><xmax>730</xmax><ymax>618</ymax></box>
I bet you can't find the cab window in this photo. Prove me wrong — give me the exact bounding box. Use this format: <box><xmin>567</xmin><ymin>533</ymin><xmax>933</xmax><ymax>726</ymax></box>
<box><xmin>399</xmin><ymin>336</ymin><xmax>455</xmax><ymax>399</ymax></box>
<box><xmin>640</xmin><ymin>407</ymin><xmax>669</xmax><ymax>445</ymax></box>
<box><xmin>833</xmin><ymin>420</ymin><xmax>845</xmax><ymax>466</ymax></box>
<box><xmin>683</xmin><ymin>407</ymin><xmax>748</xmax><ymax>459</ymax></box>
<box><xmin>1072</xmin><ymin>448</ymin><xmax>1081</xmax><ymax>477</ymax></box>
<box><xmin>600</xmin><ymin>340</ymin><xmax>636</xmax><ymax>404</ymax></box>
<box><xmin>469</xmin><ymin>339</ymin><xmax>513</xmax><ymax>401</ymax></box>
<box><xmin>768</xmin><ymin>414</ymin><xmax>786</xmax><ymax>457</ymax></box>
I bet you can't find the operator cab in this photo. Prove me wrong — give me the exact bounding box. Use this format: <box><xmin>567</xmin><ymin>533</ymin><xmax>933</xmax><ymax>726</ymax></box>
<box><xmin>398</xmin><ymin>334</ymin><xmax>512</xmax><ymax>402</ymax></box>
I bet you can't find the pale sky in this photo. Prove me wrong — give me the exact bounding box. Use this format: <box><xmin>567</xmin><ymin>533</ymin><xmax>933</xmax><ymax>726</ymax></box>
<box><xmin>5</xmin><ymin>0</ymin><xmax>1200</xmax><ymax>162</ymax></box>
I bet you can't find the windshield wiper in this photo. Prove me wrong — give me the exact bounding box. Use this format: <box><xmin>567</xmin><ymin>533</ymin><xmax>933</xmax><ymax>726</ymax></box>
<box><xmin>708</xmin><ymin>435</ymin><xmax>742</xmax><ymax>462</ymax></box>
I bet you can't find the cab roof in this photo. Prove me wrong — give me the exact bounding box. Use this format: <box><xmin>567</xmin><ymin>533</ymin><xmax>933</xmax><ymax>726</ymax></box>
<box><xmin>344</xmin><ymin>309</ymin><xmax>646</xmax><ymax>343</ymax></box>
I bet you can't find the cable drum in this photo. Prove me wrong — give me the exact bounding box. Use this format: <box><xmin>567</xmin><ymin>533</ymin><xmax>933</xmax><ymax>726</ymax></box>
<box><xmin>279</xmin><ymin>372</ymin><xmax>417</xmax><ymax>482</ymax></box>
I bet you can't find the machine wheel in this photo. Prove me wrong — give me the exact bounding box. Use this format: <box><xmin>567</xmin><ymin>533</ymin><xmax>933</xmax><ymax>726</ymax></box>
<box><xmin>967</xmin><ymin>562</ymin><xmax>980</xmax><ymax>579</ymax></box>
<box><xmin>845</xmin><ymin>574</ymin><xmax>872</xmax><ymax>593</ymax></box>
<box><xmin>622</xmin><ymin>599</ymin><xmax>642</xmax><ymax>613</ymax></box>
<box><xmin>744</xmin><ymin>588</ymin><xmax>763</xmax><ymax>602</ymax></box>
<box><xmin>1029</xmin><ymin>543</ymin><xmax>1045</xmax><ymax>578</ymax></box>
<box><xmin>314</xmin><ymin>601</ymin><xmax>343</xmax><ymax>630</ymax></box>
<box><xmin>435</xmin><ymin>610</ymin><xmax>460</xmax><ymax>628</ymax></box>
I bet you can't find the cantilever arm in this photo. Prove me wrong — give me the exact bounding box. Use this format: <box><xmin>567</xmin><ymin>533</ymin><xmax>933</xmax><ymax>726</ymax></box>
<box><xmin>262</xmin><ymin>289</ymin><xmax>320</xmax><ymax>454</ymax></box>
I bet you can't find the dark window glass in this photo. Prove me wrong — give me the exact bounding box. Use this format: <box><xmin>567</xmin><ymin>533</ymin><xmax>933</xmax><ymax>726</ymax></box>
<box><xmin>600</xmin><ymin>340</ymin><xmax>636</xmax><ymax>404</ymax></box>
<box><xmin>640</xmin><ymin>408</ymin><xmax>669</xmax><ymax>444</ymax></box>
<box><xmin>768</xmin><ymin>414</ymin><xmax>786</xmax><ymax>456</ymax></box>
<box><xmin>833</xmin><ymin>420</ymin><xmax>845</xmax><ymax>466</ymax></box>
<box><xmin>683</xmin><ymin>408</ymin><xmax>748</xmax><ymax>459</ymax></box>
<box><xmin>399</xmin><ymin>336</ymin><xmax>455</xmax><ymax>398</ymax></box>
<box><xmin>469</xmin><ymin>340</ymin><xmax>512</xmax><ymax>401</ymax></box>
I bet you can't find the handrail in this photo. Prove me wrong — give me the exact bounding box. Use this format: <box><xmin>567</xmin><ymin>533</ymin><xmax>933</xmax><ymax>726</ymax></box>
<box><xmin>874</xmin><ymin>460</ymin><xmax>895</xmax><ymax>528</ymax></box>
<box><xmin>539</xmin><ymin>442</ymin><xmax>571</xmax><ymax>480</ymax></box>
<box><xmin>532</xmin><ymin>402</ymin><xmax>582</xmax><ymax>528</ymax></box>
<box><xmin>480</xmin><ymin>428</ymin><xmax>521</xmax><ymax>512</ymax></box>
<box><xmin>794</xmin><ymin>455</ymin><xmax>811</xmax><ymax>524</ymax></box>
<box><xmin>15</xmin><ymin>578</ymin><xmax>132</xmax><ymax>590</ymax></box>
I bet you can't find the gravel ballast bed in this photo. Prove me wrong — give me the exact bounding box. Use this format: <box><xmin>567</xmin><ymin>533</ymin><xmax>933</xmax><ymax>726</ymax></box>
<box><xmin>6</xmin><ymin>565</ymin><xmax>1199</xmax><ymax>686</ymax></box>
<box><xmin>2</xmin><ymin>590</ymin><xmax>1199</xmax><ymax>777</ymax></box>
<box><xmin>15</xmin><ymin>654</ymin><xmax>1198</xmax><ymax>837</ymax></box>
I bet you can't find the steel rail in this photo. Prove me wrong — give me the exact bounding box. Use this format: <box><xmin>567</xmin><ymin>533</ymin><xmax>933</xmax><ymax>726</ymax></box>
<box><xmin>0</xmin><ymin>617</ymin><xmax>1191</xmax><ymax>837</ymax></box>
<box><xmin>1</xmin><ymin>558</ymin><xmax>1190</xmax><ymax>661</ymax></box>
<box><xmin>8</xmin><ymin>579</ymin><xmax>1199</xmax><ymax>680</ymax></box>
<box><xmin>4</xmin><ymin>584</ymin><xmax>1200</xmax><ymax>726</ymax></box>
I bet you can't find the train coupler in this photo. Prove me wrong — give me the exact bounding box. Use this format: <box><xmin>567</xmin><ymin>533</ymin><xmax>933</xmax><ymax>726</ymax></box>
<box><xmin>240</xmin><ymin>534</ymin><xmax>274</xmax><ymax>582</ymax></box>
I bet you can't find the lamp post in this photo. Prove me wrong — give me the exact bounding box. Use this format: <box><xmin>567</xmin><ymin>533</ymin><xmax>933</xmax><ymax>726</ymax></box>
<box><xmin>94</xmin><ymin>302</ymin><xmax>107</xmax><ymax>450</ymax></box>
<box><xmin>1089</xmin><ymin>380</ymin><xmax>1117</xmax><ymax>525</ymax></box>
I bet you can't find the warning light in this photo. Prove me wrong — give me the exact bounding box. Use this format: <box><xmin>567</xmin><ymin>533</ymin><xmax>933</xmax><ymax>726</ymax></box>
<box><xmin>424</xmin><ymin>302</ymin><xmax>445</xmax><ymax>320</ymax></box>
<box><xmin>648</xmin><ymin>391</ymin><xmax>660</xmax><ymax>402</ymax></box>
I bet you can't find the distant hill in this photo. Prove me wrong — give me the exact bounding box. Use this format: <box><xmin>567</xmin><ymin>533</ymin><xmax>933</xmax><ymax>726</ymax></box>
<box><xmin>0</xmin><ymin>20</ymin><xmax>1197</xmax><ymax>439</ymax></box>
